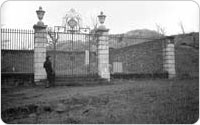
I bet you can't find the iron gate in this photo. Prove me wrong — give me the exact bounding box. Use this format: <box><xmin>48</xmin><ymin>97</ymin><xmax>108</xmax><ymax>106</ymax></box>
<box><xmin>47</xmin><ymin>31</ymin><xmax>98</xmax><ymax>76</ymax></box>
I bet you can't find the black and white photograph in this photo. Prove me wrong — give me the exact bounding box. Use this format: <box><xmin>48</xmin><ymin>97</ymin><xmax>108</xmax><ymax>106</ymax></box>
<box><xmin>1</xmin><ymin>1</ymin><xmax>199</xmax><ymax>124</ymax></box>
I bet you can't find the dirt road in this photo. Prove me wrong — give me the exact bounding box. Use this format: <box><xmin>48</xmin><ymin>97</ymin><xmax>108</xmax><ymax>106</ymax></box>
<box><xmin>1</xmin><ymin>79</ymin><xmax>199</xmax><ymax>124</ymax></box>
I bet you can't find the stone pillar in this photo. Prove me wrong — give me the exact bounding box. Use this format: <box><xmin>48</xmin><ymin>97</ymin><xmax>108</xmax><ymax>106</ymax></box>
<box><xmin>33</xmin><ymin>7</ymin><xmax>47</xmax><ymax>84</ymax></box>
<box><xmin>33</xmin><ymin>25</ymin><xmax>47</xmax><ymax>83</ymax></box>
<box><xmin>96</xmin><ymin>26</ymin><xmax>110</xmax><ymax>81</ymax></box>
<box><xmin>163</xmin><ymin>37</ymin><xmax>176</xmax><ymax>79</ymax></box>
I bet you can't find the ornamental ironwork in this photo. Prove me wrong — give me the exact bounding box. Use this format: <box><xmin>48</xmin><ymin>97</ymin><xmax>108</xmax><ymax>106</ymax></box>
<box><xmin>62</xmin><ymin>8</ymin><xmax>82</xmax><ymax>30</ymax></box>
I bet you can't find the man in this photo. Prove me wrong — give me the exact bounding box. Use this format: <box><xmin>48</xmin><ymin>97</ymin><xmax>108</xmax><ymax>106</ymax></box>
<box><xmin>43</xmin><ymin>56</ymin><xmax>55</xmax><ymax>88</ymax></box>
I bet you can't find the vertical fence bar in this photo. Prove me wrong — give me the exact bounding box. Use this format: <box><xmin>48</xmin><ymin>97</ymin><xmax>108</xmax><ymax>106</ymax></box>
<box><xmin>75</xmin><ymin>33</ymin><xmax>77</xmax><ymax>75</ymax></box>
<box><xmin>27</xmin><ymin>29</ymin><xmax>29</xmax><ymax>49</ymax></box>
<box><xmin>74</xmin><ymin>33</ymin><xmax>76</xmax><ymax>76</ymax></box>
<box><xmin>30</xmin><ymin>30</ymin><xmax>32</xmax><ymax>49</ymax></box>
<box><xmin>88</xmin><ymin>34</ymin><xmax>91</xmax><ymax>75</ymax></box>
<box><xmin>20</xmin><ymin>29</ymin><xmax>22</xmax><ymax>49</ymax></box>
<box><xmin>7</xmin><ymin>29</ymin><xmax>10</xmax><ymax>49</ymax></box>
<box><xmin>22</xmin><ymin>29</ymin><xmax>24</xmax><ymax>49</ymax></box>
<box><xmin>18</xmin><ymin>29</ymin><xmax>21</xmax><ymax>50</ymax></box>
<box><xmin>19</xmin><ymin>29</ymin><xmax>21</xmax><ymax>50</ymax></box>
<box><xmin>18</xmin><ymin>29</ymin><xmax>20</xmax><ymax>50</ymax></box>
<box><xmin>15</xmin><ymin>29</ymin><xmax>17</xmax><ymax>49</ymax></box>
<box><xmin>17</xmin><ymin>29</ymin><xmax>19</xmax><ymax>50</ymax></box>
<box><xmin>77</xmin><ymin>33</ymin><xmax>78</xmax><ymax>75</ymax></box>
<box><xmin>1</xmin><ymin>29</ymin><xmax>2</xmax><ymax>49</ymax></box>
<box><xmin>53</xmin><ymin>32</ymin><xmax>56</xmax><ymax>74</ymax></box>
<box><xmin>13</xmin><ymin>29</ymin><xmax>16</xmax><ymax>50</ymax></box>
<box><xmin>84</xmin><ymin>33</ymin><xmax>85</xmax><ymax>75</ymax></box>
<box><xmin>29</xmin><ymin>30</ymin><xmax>31</xmax><ymax>49</ymax></box>
<box><xmin>7</xmin><ymin>28</ymin><xmax>10</xmax><ymax>49</ymax></box>
<box><xmin>72</xmin><ymin>31</ymin><xmax>74</xmax><ymax>76</ymax></box>
<box><xmin>6</xmin><ymin>28</ymin><xmax>8</xmax><ymax>49</ymax></box>
<box><xmin>1</xmin><ymin>29</ymin><xmax>3</xmax><ymax>49</ymax></box>
<box><xmin>6</xmin><ymin>28</ymin><xmax>7</xmax><ymax>49</ymax></box>
<box><xmin>16</xmin><ymin>29</ymin><xmax>18</xmax><ymax>50</ymax></box>
<box><xmin>96</xmin><ymin>35</ymin><xmax>99</xmax><ymax>76</ymax></box>
<box><xmin>10</xmin><ymin>29</ymin><xmax>12</xmax><ymax>50</ymax></box>
<box><xmin>25</xmin><ymin>29</ymin><xmax>27</xmax><ymax>50</ymax></box>
<box><xmin>5</xmin><ymin>28</ymin><xmax>6</xmax><ymax>49</ymax></box>
<box><xmin>67</xmin><ymin>32</ymin><xmax>70</xmax><ymax>75</ymax></box>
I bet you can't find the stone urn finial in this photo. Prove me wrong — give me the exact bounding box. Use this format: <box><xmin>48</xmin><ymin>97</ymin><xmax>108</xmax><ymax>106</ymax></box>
<box><xmin>36</xmin><ymin>6</ymin><xmax>45</xmax><ymax>26</ymax></box>
<box><xmin>98</xmin><ymin>11</ymin><xmax>106</xmax><ymax>25</ymax></box>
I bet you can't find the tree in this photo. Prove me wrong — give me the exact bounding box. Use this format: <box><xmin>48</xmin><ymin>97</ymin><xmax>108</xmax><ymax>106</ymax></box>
<box><xmin>85</xmin><ymin>14</ymin><xmax>99</xmax><ymax>49</ymax></box>
<box><xmin>47</xmin><ymin>28</ymin><xmax>60</xmax><ymax>69</ymax></box>
<box><xmin>90</xmin><ymin>14</ymin><xmax>98</xmax><ymax>31</ymax></box>
<box><xmin>155</xmin><ymin>23</ymin><xmax>166</xmax><ymax>37</ymax></box>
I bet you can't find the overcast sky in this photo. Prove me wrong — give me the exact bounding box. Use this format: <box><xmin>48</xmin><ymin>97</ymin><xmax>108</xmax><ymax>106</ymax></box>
<box><xmin>1</xmin><ymin>1</ymin><xmax>199</xmax><ymax>35</ymax></box>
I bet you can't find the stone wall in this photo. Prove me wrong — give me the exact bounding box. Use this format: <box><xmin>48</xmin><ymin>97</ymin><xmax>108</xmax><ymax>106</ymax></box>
<box><xmin>109</xmin><ymin>40</ymin><xmax>164</xmax><ymax>74</ymax></box>
<box><xmin>175</xmin><ymin>46</ymin><xmax>199</xmax><ymax>78</ymax></box>
<box><xmin>1</xmin><ymin>50</ymin><xmax>34</xmax><ymax>73</ymax></box>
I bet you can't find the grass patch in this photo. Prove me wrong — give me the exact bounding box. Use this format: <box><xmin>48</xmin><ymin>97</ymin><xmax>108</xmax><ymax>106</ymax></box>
<box><xmin>1</xmin><ymin>79</ymin><xmax>198</xmax><ymax>124</ymax></box>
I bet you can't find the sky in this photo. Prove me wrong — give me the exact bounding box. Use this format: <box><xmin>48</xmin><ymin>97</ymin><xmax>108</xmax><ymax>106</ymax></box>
<box><xmin>1</xmin><ymin>1</ymin><xmax>199</xmax><ymax>35</ymax></box>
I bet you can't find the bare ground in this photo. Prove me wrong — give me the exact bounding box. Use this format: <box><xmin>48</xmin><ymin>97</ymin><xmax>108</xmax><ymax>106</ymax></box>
<box><xmin>1</xmin><ymin>79</ymin><xmax>199</xmax><ymax>124</ymax></box>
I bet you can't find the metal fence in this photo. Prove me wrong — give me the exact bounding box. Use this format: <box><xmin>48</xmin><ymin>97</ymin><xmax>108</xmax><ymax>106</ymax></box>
<box><xmin>1</xmin><ymin>28</ymin><xmax>34</xmax><ymax>50</ymax></box>
<box><xmin>1</xmin><ymin>28</ymin><xmax>34</xmax><ymax>73</ymax></box>
<box><xmin>47</xmin><ymin>31</ymin><xmax>98</xmax><ymax>76</ymax></box>
<box><xmin>1</xmin><ymin>28</ymin><xmax>198</xmax><ymax>79</ymax></box>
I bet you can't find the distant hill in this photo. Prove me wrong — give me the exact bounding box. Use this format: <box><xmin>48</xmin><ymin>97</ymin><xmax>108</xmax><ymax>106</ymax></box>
<box><xmin>124</xmin><ymin>29</ymin><xmax>199</xmax><ymax>49</ymax></box>
<box><xmin>125</xmin><ymin>29</ymin><xmax>162</xmax><ymax>38</ymax></box>
<box><xmin>109</xmin><ymin>29</ymin><xmax>162</xmax><ymax>49</ymax></box>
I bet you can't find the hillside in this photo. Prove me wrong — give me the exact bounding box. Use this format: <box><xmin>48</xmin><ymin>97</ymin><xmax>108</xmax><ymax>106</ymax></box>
<box><xmin>109</xmin><ymin>29</ymin><xmax>162</xmax><ymax>49</ymax></box>
<box><xmin>125</xmin><ymin>29</ymin><xmax>161</xmax><ymax>38</ymax></box>
<box><xmin>109</xmin><ymin>29</ymin><xmax>199</xmax><ymax>49</ymax></box>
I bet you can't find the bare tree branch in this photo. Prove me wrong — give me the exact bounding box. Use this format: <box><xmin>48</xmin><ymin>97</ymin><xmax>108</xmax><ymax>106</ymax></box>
<box><xmin>155</xmin><ymin>23</ymin><xmax>166</xmax><ymax>37</ymax></box>
<box><xmin>179</xmin><ymin>21</ymin><xmax>185</xmax><ymax>34</ymax></box>
<box><xmin>90</xmin><ymin>14</ymin><xmax>98</xmax><ymax>30</ymax></box>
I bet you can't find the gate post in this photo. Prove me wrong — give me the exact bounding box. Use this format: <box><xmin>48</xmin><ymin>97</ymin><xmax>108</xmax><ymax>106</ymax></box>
<box><xmin>33</xmin><ymin>7</ymin><xmax>48</xmax><ymax>84</ymax></box>
<box><xmin>95</xmin><ymin>21</ymin><xmax>110</xmax><ymax>81</ymax></box>
<box><xmin>163</xmin><ymin>37</ymin><xmax>176</xmax><ymax>79</ymax></box>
